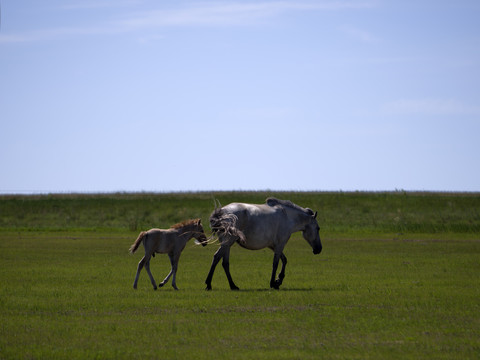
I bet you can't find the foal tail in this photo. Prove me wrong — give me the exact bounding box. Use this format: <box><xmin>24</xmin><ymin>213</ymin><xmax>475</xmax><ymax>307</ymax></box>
<box><xmin>129</xmin><ymin>231</ymin><xmax>147</xmax><ymax>254</ymax></box>
<box><xmin>209</xmin><ymin>208</ymin><xmax>246</xmax><ymax>245</ymax></box>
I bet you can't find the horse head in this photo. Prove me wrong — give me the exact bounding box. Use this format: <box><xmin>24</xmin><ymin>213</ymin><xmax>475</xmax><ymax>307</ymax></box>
<box><xmin>302</xmin><ymin>210</ymin><xmax>322</xmax><ymax>254</ymax></box>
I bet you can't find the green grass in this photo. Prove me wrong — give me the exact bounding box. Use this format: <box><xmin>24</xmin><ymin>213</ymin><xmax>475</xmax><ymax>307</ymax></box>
<box><xmin>0</xmin><ymin>192</ymin><xmax>479</xmax><ymax>359</ymax></box>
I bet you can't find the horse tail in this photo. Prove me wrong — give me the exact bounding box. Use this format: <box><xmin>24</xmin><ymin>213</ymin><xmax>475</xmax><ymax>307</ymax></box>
<box><xmin>209</xmin><ymin>209</ymin><xmax>246</xmax><ymax>245</ymax></box>
<box><xmin>129</xmin><ymin>231</ymin><xmax>147</xmax><ymax>254</ymax></box>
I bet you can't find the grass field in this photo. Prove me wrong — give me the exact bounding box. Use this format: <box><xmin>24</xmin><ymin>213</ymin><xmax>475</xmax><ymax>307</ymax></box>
<box><xmin>0</xmin><ymin>192</ymin><xmax>479</xmax><ymax>359</ymax></box>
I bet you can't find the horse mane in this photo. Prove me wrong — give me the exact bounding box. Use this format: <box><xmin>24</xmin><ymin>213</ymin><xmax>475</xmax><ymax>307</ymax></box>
<box><xmin>209</xmin><ymin>208</ymin><xmax>246</xmax><ymax>244</ymax></box>
<box><xmin>170</xmin><ymin>218</ymin><xmax>200</xmax><ymax>229</ymax></box>
<box><xmin>266</xmin><ymin>197</ymin><xmax>314</xmax><ymax>215</ymax></box>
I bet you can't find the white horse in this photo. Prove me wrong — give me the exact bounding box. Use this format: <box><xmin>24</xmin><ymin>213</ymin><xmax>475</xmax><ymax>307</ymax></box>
<box><xmin>129</xmin><ymin>219</ymin><xmax>207</xmax><ymax>290</ymax></box>
<box><xmin>205</xmin><ymin>198</ymin><xmax>322</xmax><ymax>290</ymax></box>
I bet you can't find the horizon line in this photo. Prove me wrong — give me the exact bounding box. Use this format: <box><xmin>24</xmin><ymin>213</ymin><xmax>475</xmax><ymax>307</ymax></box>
<box><xmin>1</xmin><ymin>189</ymin><xmax>479</xmax><ymax>196</ymax></box>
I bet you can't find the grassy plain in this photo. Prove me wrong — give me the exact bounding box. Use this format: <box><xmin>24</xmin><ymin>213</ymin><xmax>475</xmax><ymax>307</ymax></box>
<box><xmin>0</xmin><ymin>192</ymin><xmax>479</xmax><ymax>359</ymax></box>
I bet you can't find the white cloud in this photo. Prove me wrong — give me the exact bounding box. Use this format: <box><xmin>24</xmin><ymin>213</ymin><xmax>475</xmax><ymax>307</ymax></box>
<box><xmin>0</xmin><ymin>34</ymin><xmax>32</xmax><ymax>44</ymax></box>
<box><xmin>60</xmin><ymin>0</ymin><xmax>142</xmax><ymax>10</ymax></box>
<box><xmin>340</xmin><ymin>24</ymin><xmax>379</xmax><ymax>43</ymax></box>
<box><xmin>0</xmin><ymin>1</ymin><xmax>376</xmax><ymax>43</ymax></box>
<box><xmin>0</xmin><ymin>25</ymin><xmax>119</xmax><ymax>44</ymax></box>
<box><xmin>116</xmin><ymin>2</ymin><xmax>374</xmax><ymax>29</ymax></box>
<box><xmin>382</xmin><ymin>98</ymin><xmax>480</xmax><ymax>116</ymax></box>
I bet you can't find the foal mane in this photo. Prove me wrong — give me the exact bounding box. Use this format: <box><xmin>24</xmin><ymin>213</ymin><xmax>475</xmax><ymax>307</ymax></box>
<box><xmin>170</xmin><ymin>218</ymin><xmax>200</xmax><ymax>229</ymax></box>
<box><xmin>266</xmin><ymin>197</ymin><xmax>314</xmax><ymax>215</ymax></box>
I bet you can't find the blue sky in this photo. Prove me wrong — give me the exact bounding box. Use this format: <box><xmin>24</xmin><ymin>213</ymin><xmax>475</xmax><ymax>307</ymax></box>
<box><xmin>1</xmin><ymin>0</ymin><xmax>479</xmax><ymax>193</ymax></box>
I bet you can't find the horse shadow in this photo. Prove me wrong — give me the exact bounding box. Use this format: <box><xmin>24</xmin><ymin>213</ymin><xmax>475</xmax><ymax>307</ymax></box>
<box><xmin>234</xmin><ymin>287</ymin><xmax>315</xmax><ymax>292</ymax></box>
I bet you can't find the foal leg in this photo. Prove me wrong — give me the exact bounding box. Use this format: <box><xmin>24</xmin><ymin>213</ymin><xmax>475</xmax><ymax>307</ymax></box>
<box><xmin>133</xmin><ymin>256</ymin><xmax>146</xmax><ymax>289</ymax></box>
<box><xmin>158</xmin><ymin>254</ymin><xmax>174</xmax><ymax>288</ymax></box>
<box><xmin>144</xmin><ymin>256</ymin><xmax>157</xmax><ymax>290</ymax></box>
<box><xmin>166</xmin><ymin>253</ymin><xmax>181</xmax><ymax>290</ymax></box>
<box><xmin>158</xmin><ymin>271</ymin><xmax>173</xmax><ymax>288</ymax></box>
<box><xmin>170</xmin><ymin>259</ymin><xmax>179</xmax><ymax>291</ymax></box>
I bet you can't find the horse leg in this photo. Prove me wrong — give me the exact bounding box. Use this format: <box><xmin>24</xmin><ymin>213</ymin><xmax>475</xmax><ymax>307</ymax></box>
<box><xmin>270</xmin><ymin>252</ymin><xmax>281</xmax><ymax>289</ymax></box>
<box><xmin>144</xmin><ymin>256</ymin><xmax>157</xmax><ymax>290</ymax></box>
<box><xmin>276</xmin><ymin>253</ymin><xmax>288</xmax><ymax>286</ymax></box>
<box><xmin>133</xmin><ymin>256</ymin><xmax>146</xmax><ymax>289</ymax></box>
<box><xmin>205</xmin><ymin>246</ymin><xmax>227</xmax><ymax>290</ymax></box>
<box><xmin>222</xmin><ymin>246</ymin><xmax>239</xmax><ymax>291</ymax></box>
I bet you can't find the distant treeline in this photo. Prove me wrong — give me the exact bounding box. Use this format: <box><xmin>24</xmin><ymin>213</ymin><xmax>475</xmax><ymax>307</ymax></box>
<box><xmin>1</xmin><ymin>191</ymin><xmax>479</xmax><ymax>235</ymax></box>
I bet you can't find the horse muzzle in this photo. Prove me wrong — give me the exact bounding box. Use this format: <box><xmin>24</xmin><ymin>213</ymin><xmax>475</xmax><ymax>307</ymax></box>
<box><xmin>313</xmin><ymin>246</ymin><xmax>322</xmax><ymax>255</ymax></box>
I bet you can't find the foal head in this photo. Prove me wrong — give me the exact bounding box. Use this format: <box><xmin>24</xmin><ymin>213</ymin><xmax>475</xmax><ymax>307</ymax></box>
<box><xmin>172</xmin><ymin>219</ymin><xmax>208</xmax><ymax>246</ymax></box>
<box><xmin>302</xmin><ymin>210</ymin><xmax>322</xmax><ymax>255</ymax></box>
<box><xmin>192</xmin><ymin>218</ymin><xmax>208</xmax><ymax>247</ymax></box>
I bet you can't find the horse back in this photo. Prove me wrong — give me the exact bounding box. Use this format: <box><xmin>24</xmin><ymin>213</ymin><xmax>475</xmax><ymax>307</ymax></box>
<box><xmin>221</xmin><ymin>203</ymin><xmax>289</xmax><ymax>248</ymax></box>
<box><xmin>224</xmin><ymin>202</ymin><xmax>284</xmax><ymax>218</ymax></box>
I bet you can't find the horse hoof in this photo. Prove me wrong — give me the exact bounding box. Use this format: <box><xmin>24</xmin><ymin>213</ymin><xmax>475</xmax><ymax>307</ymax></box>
<box><xmin>158</xmin><ymin>283</ymin><xmax>165</xmax><ymax>288</ymax></box>
<box><xmin>231</xmin><ymin>286</ymin><xmax>240</xmax><ymax>291</ymax></box>
<box><xmin>205</xmin><ymin>285</ymin><xmax>212</xmax><ymax>291</ymax></box>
